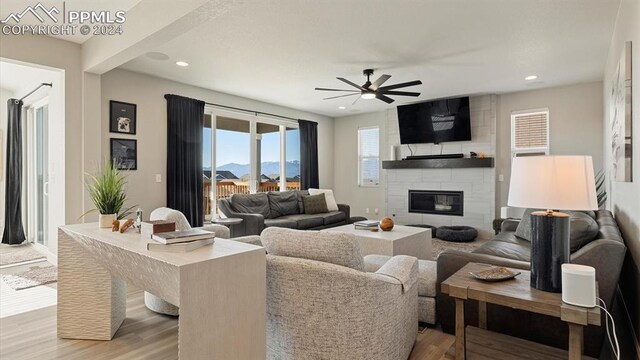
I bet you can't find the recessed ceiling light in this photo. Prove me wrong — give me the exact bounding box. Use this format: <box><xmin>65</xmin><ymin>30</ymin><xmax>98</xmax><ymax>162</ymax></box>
<box><xmin>338</xmin><ymin>106</ymin><xmax>346</xmax><ymax>109</ymax></box>
<box><xmin>361</xmin><ymin>93</ymin><xmax>376</xmax><ymax>100</ymax></box>
<box><xmin>146</xmin><ymin>52</ymin><xmax>169</xmax><ymax>61</ymax></box>
<box><xmin>176</xmin><ymin>61</ymin><xmax>189</xmax><ymax>67</ymax></box>
<box><xmin>525</xmin><ymin>75</ymin><xmax>538</xmax><ymax>81</ymax></box>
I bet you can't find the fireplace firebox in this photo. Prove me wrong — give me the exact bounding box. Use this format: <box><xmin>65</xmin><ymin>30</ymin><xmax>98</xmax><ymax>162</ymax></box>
<box><xmin>408</xmin><ymin>190</ymin><xmax>464</xmax><ymax>216</ymax></box>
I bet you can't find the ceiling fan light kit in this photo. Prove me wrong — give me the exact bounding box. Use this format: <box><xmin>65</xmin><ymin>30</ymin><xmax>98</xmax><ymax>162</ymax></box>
<box><xmin>315</xmin><ymin>68</ymin><xmax>422</xmax><ymax>104</ymax></box>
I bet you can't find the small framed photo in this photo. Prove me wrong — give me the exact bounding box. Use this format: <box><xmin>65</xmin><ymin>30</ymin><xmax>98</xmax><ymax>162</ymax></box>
<box><xmin>110</xmin><ymin>100</ymin><xmax>137</xmax><ymax>135</ymax></box>
<box><xmin>111</xmin><ymin>138</ymin><xmax>137</xmax><ymax>170</ymax></box>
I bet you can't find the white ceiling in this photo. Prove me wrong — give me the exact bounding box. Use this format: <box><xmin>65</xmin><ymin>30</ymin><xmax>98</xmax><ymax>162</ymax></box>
<box><xmin>0</xmin><ymin>0</ymin><xmax>142</xmax><ymax>44</ymax></box>
<box><xmin>118</xmin><ymin>0</ymin><xmax>618</xmax><ymax>117</ymax></box>
<box><xmin>0</xmin><ymin>61</ymin><xmax>59</xmax><ymax>99</ymax></box>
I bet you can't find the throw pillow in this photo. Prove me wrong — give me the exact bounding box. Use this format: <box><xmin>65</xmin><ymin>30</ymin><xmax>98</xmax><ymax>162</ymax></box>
<box><xmin>514</xmin><ymin>208</ymin><xmax>541</xmax><ymax>241</ymax></box>
<box><xmin>303</xmin><ymin>193</ymin><xmax>329</xmax><ymax>214</ymax></box>
<box><xmin>267</xmin><ymin>191</ymin><xmax>299</xmax><ymax>217</ymax></box>
<box><xmin>308</xmin><ymin>188</ymin><xmax>339</xmax><ymax>212</ymax></box>
<box><xmin>261</xmin><ymin>227</ymin><xmax>365</xmax><ymax>271</ymax></box>
<box><xmin>566</xmin><ymin>211</ymin><xmax>599</xmax><ymax>252</ymax></box>
<box><xmin>514</xmin><ymin>209</ymin><xmax>599</xmax><ymax>252</ymax></box>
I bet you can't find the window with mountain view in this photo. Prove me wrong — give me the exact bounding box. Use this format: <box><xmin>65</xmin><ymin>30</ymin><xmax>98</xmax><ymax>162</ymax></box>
<box><xmin>203</xmin><ymin>115</ymin><xmax>301</xmax><ymax>216</ymax></box>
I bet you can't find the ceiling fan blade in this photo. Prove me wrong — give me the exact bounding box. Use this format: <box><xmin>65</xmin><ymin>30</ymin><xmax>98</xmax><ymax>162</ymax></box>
<box><xmin>376</xmin><ymin>93</ymin><xmax>395</xmax><ymax>104</ymax></box>
<box><xmin>323</xmin><ymin>93</ymin><xmax>359</xmax><ymax>100</ymax></box>
<box><xmin>352</xmin><ymin>95</ymin><xmax>360</xmax><ymax>106</ymax></box>
<box><xmin>369</xmin><ymin>74</ymin><xmax>391</xmax><ymax>90</ymax></box>
<box><xmin>337</xmin><ymin>77</ymin><xmax>365</xmax><ymax>90</ymax></box>
<box><xmin>378</xmin><ymin>80</ymin><xmax>422</xmax><ymax>91</ymax></box>
<box><xmin>315</xmin><ymin>87</ymin><xmax>359</xmax><ymax>92</ymax></box>
<box><xmin>381</xmin><ymin>90</ymin><xmax>421</xmax><ymax>97</ymax></box>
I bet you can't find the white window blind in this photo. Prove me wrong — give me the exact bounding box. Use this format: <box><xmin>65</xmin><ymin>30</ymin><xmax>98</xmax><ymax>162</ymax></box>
<box><xmin>511</xmin><ymin>109</ymin><xmax>549</xmax><ymax>157</ymax></box>
<box><xmin>358</xmin><ymin>127</ymin><xmax>379</xmax><ymax>186</ymax></box>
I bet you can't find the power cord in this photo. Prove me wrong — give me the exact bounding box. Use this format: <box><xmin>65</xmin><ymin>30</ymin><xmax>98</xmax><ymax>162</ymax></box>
<box><xmin>596</xmin><ymin>297</ymin><xmax>620</xmax><ymax>360</ymax></box>
<box><xmin>407</xmin><ymin>144</ymin><xmax>413</xmax><ymax>156</ymax></box>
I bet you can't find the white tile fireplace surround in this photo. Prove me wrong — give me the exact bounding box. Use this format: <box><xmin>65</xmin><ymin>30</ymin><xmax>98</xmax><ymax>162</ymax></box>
<box><xmin>385</xmin><ymin>95</ymin><xmax>496</xmax><ymax>239</ymax></box>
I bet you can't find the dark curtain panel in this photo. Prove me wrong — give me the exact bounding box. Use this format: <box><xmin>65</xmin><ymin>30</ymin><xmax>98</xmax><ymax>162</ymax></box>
<box><xmin>299</xmin><ymin>119</ymin><xmax>319</xmax><ymax>190</ymax></box>
<box><xmin>2</xmin><ymin>99</ymin><xmax>26</xmax><ymax>244</ymax></box>
<box><xmin>165</xmin><ymin>94</ymin><xmax>205</xmax><ymax>227</ymax></box>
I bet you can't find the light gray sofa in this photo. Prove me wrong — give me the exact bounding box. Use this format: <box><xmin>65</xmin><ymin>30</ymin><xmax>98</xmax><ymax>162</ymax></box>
<box><xmin>261</xmin><ymin>227</ymin><xmax>418</xmax><ymax>360</ymax></box>
<box><xmin>218</xmin><ymin>190</ymin><xmax>350</xmax><ymax>236</ymax></box>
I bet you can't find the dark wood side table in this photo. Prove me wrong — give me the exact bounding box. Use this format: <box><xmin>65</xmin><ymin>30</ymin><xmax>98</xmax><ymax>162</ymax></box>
<box><xmin>441</xmin><ymin>262</ymin><xmax>600</xmax><ymax>360</ymax></box>
<box><xmin>211</xmin><ymin>218</ymin><xmax>243</xmax><ymax>238</ymax></box>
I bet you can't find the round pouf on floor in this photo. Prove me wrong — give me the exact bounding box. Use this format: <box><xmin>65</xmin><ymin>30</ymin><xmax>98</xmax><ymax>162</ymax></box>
<box><xmin>407</xmin><ymin>224</ymin><xmax>438</xmax><ymax>238</ymax></box>
<box><xmin>437</xmin><ymin>226</ymin><xmax>478</xmax><ymax>243</ymax></box>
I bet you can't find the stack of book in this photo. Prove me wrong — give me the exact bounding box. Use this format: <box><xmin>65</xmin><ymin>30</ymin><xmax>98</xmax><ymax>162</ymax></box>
<box><xmin>353</xmin><ymin>220</ymin><xmax>380</xmax><ymax>231</ymax></box>
<box><xmin>142</xmin><ymin>221</ymin><xmax>215</xmax><ymax>252</ymax></box>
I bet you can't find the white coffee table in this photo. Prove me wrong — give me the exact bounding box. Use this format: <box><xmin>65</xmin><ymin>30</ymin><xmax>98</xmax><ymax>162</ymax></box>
<box><xmin>322</xmin><ymin>224</ymin><xmax>432</xmax><ymax>260</ymax></box>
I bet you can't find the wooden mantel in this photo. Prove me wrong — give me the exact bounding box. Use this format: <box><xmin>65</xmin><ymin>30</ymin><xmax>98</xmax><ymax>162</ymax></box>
<box><xmin>382</xmin><ymin>157</ymin><xmax>494</xmax><ymax>169</ymax></box>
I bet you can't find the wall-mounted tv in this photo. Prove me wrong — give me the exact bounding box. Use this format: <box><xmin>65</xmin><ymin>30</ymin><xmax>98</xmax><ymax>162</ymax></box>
<box><xmin>397</xmin><ymin>96</ymin><xmax>471</xmax><ymax>144</ymax></box>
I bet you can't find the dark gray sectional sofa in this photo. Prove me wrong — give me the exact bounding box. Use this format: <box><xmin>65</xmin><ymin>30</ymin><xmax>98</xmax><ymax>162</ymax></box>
<box><xmin>436</xmin><ymin>210</ymin><xmax>626</xmax><ymax>357</ymax></box>
<box><xmin>218</xmin><ymin>190</ymin><xmax>350</xmax><ymax>236</ymax></box>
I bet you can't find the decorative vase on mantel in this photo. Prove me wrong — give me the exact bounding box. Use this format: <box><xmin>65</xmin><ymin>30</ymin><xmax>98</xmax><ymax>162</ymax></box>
<box><xmin>99</xmin><ymin>213</ymin><xmax>117</xmax><ymax>228</ymax></box>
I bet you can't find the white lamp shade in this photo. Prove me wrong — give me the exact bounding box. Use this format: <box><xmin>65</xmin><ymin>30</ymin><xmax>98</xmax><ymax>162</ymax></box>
<box><xmin>508</xmin><ymin>156</ymin><xmax>598</xmax><ymax>211</ymax></box>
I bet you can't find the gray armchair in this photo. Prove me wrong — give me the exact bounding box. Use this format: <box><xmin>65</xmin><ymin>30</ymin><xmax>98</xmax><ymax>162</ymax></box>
<box><xmin>261</xmin><ymin>227</ymin><xmax>418</xmax><ymax>360</ymax></box>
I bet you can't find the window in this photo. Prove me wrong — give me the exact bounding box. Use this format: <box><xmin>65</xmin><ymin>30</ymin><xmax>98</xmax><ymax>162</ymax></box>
<box><xmin>358</xmin><ymin>127</ymin><xmax>380</xmax><ymax>186</ymax></box>
<box><xmin>511</xmin><ymin>109</ymin><xmax>549</xmax><ymax>158</ymax></box>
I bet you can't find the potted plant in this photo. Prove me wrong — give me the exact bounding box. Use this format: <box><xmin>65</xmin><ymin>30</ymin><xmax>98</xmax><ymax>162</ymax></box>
<box><xmin>84</xmin><ymin>161</ymin><xmax>135</xmax><ymax>228</ymax></box>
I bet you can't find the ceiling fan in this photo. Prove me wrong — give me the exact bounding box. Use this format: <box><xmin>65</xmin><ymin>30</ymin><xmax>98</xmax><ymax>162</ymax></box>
<box><xmin>315</xmin><ymin>69</ymin><xmax>422</xmax><ymax>104</ymax></box>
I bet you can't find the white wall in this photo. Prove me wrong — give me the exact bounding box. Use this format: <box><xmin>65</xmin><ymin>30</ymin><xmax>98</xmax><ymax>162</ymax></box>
<box><xmin>0</xmin><ymin>88</ymin><xmax>14</xmax><ymax>231</ymax></box>
<box><xmin>333</xmin><ymin>111</ymin><xmax>387</xmax><ymax>218</ymax></box>
<box><xmin>603</xmin><ymin>0</ymin><xmax>640</xmax><ymax>345</ymax></box>
<box><xmin>333</xmin><ymin>94</ymin><xmax>497</xmax><ymax>236</ymax></box>
<box><xmin>0</xmin><ymin>34</ymin><xmax>82</xmax><ymax>225</ymax></box>
<box><xmin>100</xmin><ymin>69</ymin><xmax>334</xmax><ymax>217</ymax></box>
<box><xmin>495</xmin><ymin>81</ymin><xmax>605</xmax><ymax>208</ymax></box>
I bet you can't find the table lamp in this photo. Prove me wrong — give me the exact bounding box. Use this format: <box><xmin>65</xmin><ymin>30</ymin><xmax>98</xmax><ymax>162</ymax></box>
<box><xmin>508</xmin><ymin>156</ymin><xmax>597</xmax><ymax>292</ymax></box>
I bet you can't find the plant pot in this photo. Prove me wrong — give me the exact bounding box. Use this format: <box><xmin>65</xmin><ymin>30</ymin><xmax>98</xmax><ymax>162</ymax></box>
<box><xmin>99</xmin><ymin>213</ymin><xmax>117</xmax><ymax>228</ymax></box>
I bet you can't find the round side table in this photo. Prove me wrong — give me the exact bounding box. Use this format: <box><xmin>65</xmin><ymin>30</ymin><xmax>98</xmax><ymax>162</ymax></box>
<box><xmin>211</xmin><ymin>218</ymin><xmax>243</xmax><ymax>238</ymax></box>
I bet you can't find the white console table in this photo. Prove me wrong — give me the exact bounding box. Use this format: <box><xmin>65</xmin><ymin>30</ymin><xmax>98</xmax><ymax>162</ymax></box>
<box><xmin>57</xmin><ymin>223</ymin><xmax>266</xmax><ymax>359</ymax></box>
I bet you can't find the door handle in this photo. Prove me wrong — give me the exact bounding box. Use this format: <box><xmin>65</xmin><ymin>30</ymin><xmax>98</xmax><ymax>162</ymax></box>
<box><xmin>44</xmin><ymin>181</ymin><xmax>49</xmax><ymax>196</ymax></box>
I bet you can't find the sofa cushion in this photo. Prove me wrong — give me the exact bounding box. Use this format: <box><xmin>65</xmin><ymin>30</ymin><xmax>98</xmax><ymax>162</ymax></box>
<box><xmin>261</xmin><ymin>227</ymin><xmax>365</xmax><ymax>271</ymax></box>
<box><xmin>264</xmin><ymin>218</ymin><xmax>298</xmax><ymax>229</ymax></box>
<box><xmin>473</xmin><ymin>240</ymin><xmax>531</xmax><ymax>262</ymax></box>
<box><xmin>491</xmin><ymin>231</ymin><xmax>532</xmax><ymax>247</ymax></box>
<box><xmin>318</xmin><ymin>211</ymin><xmax>346</xmax><ymax>225</ymax></box>
<box><xmin>278</xmin><ymin>214</ymin><xmax>324</xmax><ymax>229</ymax></box>
<box><xmin>231</xmin><ymin>193</ymin><xmax>271</xmax><ymax>219</ymax></box>
<box><xmin>303</xmin><ymin>193</ymin><xmax>329</xmax><ymax>214</ymax></box>
<box><xmin>308</xmin><ymin>188</ymin><xmax>339</xmax><ymax>211</ymax></box>
<box><xmin>567</xmin><ymin>211</ymin><xmax>599</xmax><ymax>252</ymax></box>
<box><xmin>296</xmin><ymin>190</ymin><xmax>309</xmax><ymax>213</ymax></box>
<box><xmin>267</xmin><ymin>191</ymin><xmax>299</xmax><ymax>218</ymax></box>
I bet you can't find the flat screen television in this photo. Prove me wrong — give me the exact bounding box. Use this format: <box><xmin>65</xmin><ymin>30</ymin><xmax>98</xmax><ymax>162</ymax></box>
<box><xmin>397</xmin><ymin>96</ymin><xmax>471</xmax><ymax>144</ymax></box>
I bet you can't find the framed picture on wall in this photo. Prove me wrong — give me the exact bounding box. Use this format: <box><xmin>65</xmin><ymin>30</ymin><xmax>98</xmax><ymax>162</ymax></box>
<box><xmin>111</xmin><ymin>138</ymin><xmax>137</xmax><ymax>170</ymax></box>
<box><xmin>109</xmin><ymin>100</ymin><xmax>137</xmax><ymax>135</ymax></box>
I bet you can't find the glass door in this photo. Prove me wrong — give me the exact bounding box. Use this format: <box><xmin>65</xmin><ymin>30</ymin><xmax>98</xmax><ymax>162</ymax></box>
<box><xmin>35</xmin><ymin>104</ymin><xmax>48</xmax><ymax>246</ymax></box>
<box><xmin>204</xmin><ymin>107</ymin><xmax>300</xmax><ymax>218</ymax></box>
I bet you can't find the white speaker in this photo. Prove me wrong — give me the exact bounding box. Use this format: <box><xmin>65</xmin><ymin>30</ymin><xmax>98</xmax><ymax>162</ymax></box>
<box><xmin>561</xmin><ymin>264</ymin><xmax>596</xmax><ymax>307</ymax></box>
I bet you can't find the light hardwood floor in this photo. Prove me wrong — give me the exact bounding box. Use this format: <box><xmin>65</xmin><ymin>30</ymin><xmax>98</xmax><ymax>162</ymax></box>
<box><xmin>0</xmin><ymin>259</ymin><xmax>57</xmax><ymax>319</ymax></box>
<box><xmin>0</xmin><ymin>287</ymin><xmax>455</xmax><ymax>360</ymax></box>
